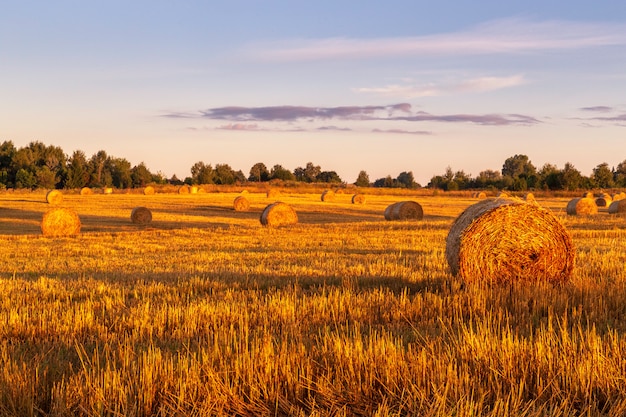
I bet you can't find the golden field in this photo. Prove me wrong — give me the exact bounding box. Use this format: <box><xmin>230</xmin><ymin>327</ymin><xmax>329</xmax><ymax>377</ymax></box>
<box><xmin>0</xmin><ymin>188</ymin><xmax>625</xmax><ymax>416</ymax></box>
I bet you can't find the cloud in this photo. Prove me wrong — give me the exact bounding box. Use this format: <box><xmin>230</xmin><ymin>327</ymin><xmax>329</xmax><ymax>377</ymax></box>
<box><xmin>580</xmin><ymin>106</ymin><xmax>614</xmax><ymax>113</ymax></box>
<box><xmin>355</xmin><ymin>75</ymin><xmax>526</xmax><ymax>98</ymax></box>
<box><xmin>317</xmin><ymin>126</ymin><xmax>352</xmax><ymax>131</ymax></box>
<box><xmin>396</xmin><ymin>112</ymin><xmax>540</xmax><ymax>126</ymax></box>
<box><xmin>245</xmin><ymin>18</ymin><xmax>626</xmax><ymax>61</ymax></box>
<box><xmin>590</xmin><ymin>114</ymin><xmax>626</xmax><ymax>122</ymax></box>
<box><xmin>372</xmin><ymin>128</ymin><xmax>432</xmax><ymax>135</ymax></box>
<box><xmin>217</xmin><ymin>123</ymin><xmax>261</xmax><ymax>131</ymax></box>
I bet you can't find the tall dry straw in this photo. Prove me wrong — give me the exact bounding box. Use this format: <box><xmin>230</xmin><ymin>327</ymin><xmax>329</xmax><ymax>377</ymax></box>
<box><xmin>446</xmin><ymin>198</ymin><xmax>575</xmax><ymax>284</ymax></box>
<box><xmin>41</xmin><ymin>208</ymin><xmax>81</xmax><ymax>237</ymax></box>
<box><xmin>143</xmin><ymin>186</ymin><xmax>155</xmax><ymax>195</ymax></box>
<box><xmin>351</xmin><ymin>194</ymin><xmax>366</xmax><ymax>204</ymax></box>
<box><xmin>260</xmin><ymin>202</ymin><xmax>298</xmax><ymax>227</ymax></box>
<box><xmin>321</xmin><ymin>190</ymin><xmax>335</xmax><ymax>202</ymax></box>
<box><xmin>130</xmin><ymin>207</ymin><xmax>152</xmax><ymax>225</ymax></box>
<box><xmin>566</xmin><ymin>197</ymin><xmax>598</xmax><ymax>215</ymax></box>
<box><xmin>46</xmin><ymin>190</ymin><xmax>63</xmax><ymax>204</ymax></box>
<box><xmin>608</xmin><ymin>199</ymin><xmax>626</xmax><ymax>215</ymax></box>
<box><xmin>233</xmin><ymin>195</ymin><xmax>250</xmax><ymax>211</ymax></box>
<box><xmin>384</xmin><ymin>201</ymin><xmax>423</xmax><ymax>221</ymax></box>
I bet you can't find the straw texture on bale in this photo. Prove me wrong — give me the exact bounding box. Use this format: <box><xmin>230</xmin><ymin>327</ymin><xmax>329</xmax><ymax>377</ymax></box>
<box><xmin>266</xmin><ymin>189</ymin><xmax>280</xmax><ymax>198</ymax></box>
<box><xmin>351</xmin><ymin>194</ymin><xmax>366</xmax><ymax>204</ymax></box>
<box><xmin>566</xmin><ymin>198</ymin><xmax>598</xmax><ymax>215</ymax></box>
<box><xmin>609</xmin><ymin>199</ymin><xmax>626</xmax><ymax>215</ymax></box>
<box><xmin>41</xmin><ymin>208</ymin><xmax>81</xmax><ymax>237</ymax></box>
<box><xmin>384</xmin><ymin>201</ymin><xmax>423</xmax><ymax>221</ymax></box>
<box><xmin>321</xmin><ymin>190</ymin><xmax>335</xmax><ymax>202</ymax></box>
<box><xmin>233</xmin><ymin>196</ymin><xmax>250</xmax><ymax>212</ymax></box>
<box><xmin>130</xmin><ymin>207</ymin><xmax>152</xmax><ymax>225</ymax></box>
<box><xmin>446</xmin><ymin>198</ymin><xmax>575</xmax><ymax>284</ymax></box>
<box><xmin>46</xmin><ymin>190</ymin><xmax>63</xmax><ymax>204</ymax></box>
<box><xmin>79</xmin><ymin>187</ymin><xmax>93</xmax><ymax>196</ymax></box>
<box><xmin>260</xmin><ymin>202</ymin><xmax>298</xmax><ymax>227</ymax></box>
<box><xmin>143</xmin><ymin>186</ymin><xmax>155</xmax><ymax>195</ymax></box>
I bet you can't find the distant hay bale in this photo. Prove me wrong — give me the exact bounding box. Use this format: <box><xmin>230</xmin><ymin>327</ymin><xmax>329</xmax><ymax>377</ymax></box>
<box><xmin>477</xmin><ymin>191</ymin><xmax>487</xmax><ymax>199</ymax></box>
<box><xmin>103</xmin><ymin>187</ymin><xmax>113</xmax><ymax>195</ymax></box>
<box><xmin>321</xmin><ymin>190</ymin><xmax>335</xmax><ymax>202</ymax></box>
<box><xmin>583</xmin><ymin>192</ymin><xmax>594</xmax><ymax>199</ymax></box>
<box><xmin>445</xmin><ymin>198</ymin><xmax>575</xmax><ymax>284</ymax></box>
<box><xmin>130</xmin><ymin>207</ymin><xmax>152</xmax><ymax>225</ymax></box>
<box><xmin>233</xmin><ymin>195</ymin><xmax>250</xmax><ymax>211</ymax></box>
<box><xmin>609</xmin><ymin>199</ymin><xmax>626</xmax><ymax>215</ymax></box>
<box><xmin>351</xmin><ymin>194</ymin><xmax>366</xmax><ymax>204</ymax></box>
<box><xmin>497</xmin><ymin>192</ymin><xmax>509</xmax><ymax>198</ymax></box>
<box><xmin>197</xmin><ymin>187</ymin><xmax>206</xmax><ymax>194</ymax></box>
<box><xmin>190</xmin><ymin>186</ymin><xmax>198</xmax><ymax>194</ymax></box>
<box><xmin>524</xmin><ymin>192</ymin><xmax>535</xmax><ymax>202</ymax></box>
<box><xmin>384</xmin><ymin>201</ymin><xmax>423</xmax><ymax>221</ymax></box>
<box><xmin>46</xmin><ymin>190</ymin><xmax>63</xmax><ymax>204</ymax></box>
<box><xmin>41</xmin><ymin>208</ymin><xmax>81</xmax><ymax>237</ymax></box>
<box><xmin>595</xmin><ymin>196</ymin><xmax>611</xmax><ymax>207</ymax></box>
<box><xmin>612</xmin><ymin>193</ymin><xmax>624</xmax><ymax>201</ymax></box>
<box><xmin>79</xmin><ymin>187</ymin><xmax>93</xmax><ymax>196</ymax></box>
<box><xmin>267</xmin><ymin>189</ymin><xmax>281</xmax><ymax>198</ymax></box>
<box><xmin>240</xmin><ymin>189</ymin><xmax>249</xmax><ymax>195</ymax></box>
<box><xmin>566</xmin><ymin>198</ymin><xmax>598</xmax><ymax>215</ymax></box>
<box><xmin>178</xmin><ymin>185</ymin><xmax>190</xmax><ymax>194</ymax></box>
<box><xmin>260</xmin><ymin>202</ymin><xmax>298</xmax><ymax>227</ymax></box>
<box><xmin>143</xmin><ymin>186</ymin><xmax>155</xmax><ymax>195</ymax></box>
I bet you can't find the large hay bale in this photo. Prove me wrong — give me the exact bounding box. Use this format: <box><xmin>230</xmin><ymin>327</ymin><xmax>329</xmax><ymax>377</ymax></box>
<box><xmin>566</xmin><ymin>198</ymin><xmax>598</xmax><ymax>215</ymax></box>
<box><xmin>267</xmin><ymin>189</ymin><xmax>280</xmax><ymax>198</ymax></box>
<box><xmin>143</xmin><ymin>186</ymin><xmax>155</xmax><ymax>195</ymax></box>
<box><xmin>41</xmin><ymin>208</ymin><xmax>81</xmax><ymax>237</ymax></box>
<box><xmin>595</xmin><ymin>196</ymin><xmax>612</xmax><ymax>207</ymax></box>
<box><xmin>80</xmin><ymin>187</ymin><xmax>93</xmax><ymax>196</ymax></box>
<box><xmin>321</xmin><ymin>190</ymin><xmax>335</xmax><ymax>202</ymax></box>
<box><xmin>46</xmin><ymin>190</ymin><xmax>63</xmax><ymax>204</ymax></box>
<box><xmin>385</xmin><ymin>201</ymin><xmax>423</xmax><ymax>221</ymax></box>
<box><xmin>130</xmin><ymin>207</ymin><xmax>152</xmax><ymax>225</ymax></box>
<box><xmin>260</xmin><ymin>202</ymin><xmax>298</xmax><ymax>227</ymax></box>
<box><xmin>446</xmin><ymin>198</ymin><xmax>575</xmax><ymax>284</ymax></box>
<box><xmin>609</xmin><ymin>199</ymin><xmax>626</xmax><ymax>215</ymax></box>
<box><xmin>233</xmin><ymin>195</ymin><xmax>250</xmax><ymax>211</ymax></box>
<box><xmin>351</xmin><ymin>194</ymin><xmax>366</xmax><ymax>204</ymax></box>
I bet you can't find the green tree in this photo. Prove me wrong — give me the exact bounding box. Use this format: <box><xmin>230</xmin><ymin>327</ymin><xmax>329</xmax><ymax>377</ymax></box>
<box><xmin>214</xmin><ymin>163</ymin><xmax>237</xmax><ymax>185</ymax></box>
<box><xmin>89</xmin><ymin>150</ymin><xmax>110</xmax><ymax>187</ymax></box>
<box><xmin>592</xmin><ymin>162</ymin><xmax>614</xmax><ymax>188</ymax></box>
<box><xmin>270</xmin><ymin>164</ymin><xmax>295</xmax><ymax>181</ymax></box>
<box><xmin>317</xmin><ymin>171</ymin><xmax>342</xmax><ymax>183</ymax></box>
<box><xmin>249</xmin><ymin>162</ymin><xmax>269</xmax><ymax>182</ymax></box>
<box><xmin>109</xmin><ymin>158</ymin><xmax>132</xmax><ymax>188</ymax></box>
<box><xmin>560</xmin><ymin>162</ymin><xmax>583</xmax><ymax>191</ymax></box>
<box><xmin>354</xmin><ymin>170</ymin><xmax>370</xmax><ymax>187</ymax></box>
<box><xmin>397</xmin><ymin>171</ymin><xmax>417</xmax><ymax>188</ymax></box>
<box><xmin>15</xmin><ymin>168</ymin><xmax>36</xmax><ymax>189</ymax></box>
<box><xmin>191</xmin><ymin>162</ymin><xmax>214</xmax><ymax>184</ymax></box>
<box><xmin>65</xmin><ymin>150</ymin><xmax>89</xmax><ymax>189</ymax></box>
<box><xmin>615</xmin><ymin>159</ymin><xmax>626</xmax><ymax>187</ymax></box>
<box><xmin>303</xmin><ymin>162</ymin><xmax>321</xmax><ymax>183</ymax></box>
<box><xmin>501</xmin><ymin>154</ymin><xmax>537</xmax><ymax>190</ymax></box>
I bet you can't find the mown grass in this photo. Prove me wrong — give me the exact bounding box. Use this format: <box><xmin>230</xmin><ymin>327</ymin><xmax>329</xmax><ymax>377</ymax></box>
<box><xmin>0</xmin><ymin>189</ymin><xmax>625</xmax><ymax>416</ymax></box>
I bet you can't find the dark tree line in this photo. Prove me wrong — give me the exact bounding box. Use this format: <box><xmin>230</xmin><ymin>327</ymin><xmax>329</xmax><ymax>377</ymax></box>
<box><xmin>428</xmin><ymin>154</ymin><xmax>626</xmax><ymax>191</ymax></box>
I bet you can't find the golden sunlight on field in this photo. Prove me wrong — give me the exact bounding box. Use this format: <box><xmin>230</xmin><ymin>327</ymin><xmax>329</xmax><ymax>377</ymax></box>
<box><xmin>0</xmin><ymin>187</ymin><xmax>625</xmax><ymax>416</ymax></box>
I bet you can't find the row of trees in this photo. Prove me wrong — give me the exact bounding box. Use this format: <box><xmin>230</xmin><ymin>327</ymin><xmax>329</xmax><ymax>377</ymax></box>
<box><xmin>428</xmin><ymin>154</ymin><xmax>626</xmax><ymax>191</ymax></box>
<box><xmin>1</xmin><ymin>142</ymin><xmax>624</xmax><ymax>191</ymax></box>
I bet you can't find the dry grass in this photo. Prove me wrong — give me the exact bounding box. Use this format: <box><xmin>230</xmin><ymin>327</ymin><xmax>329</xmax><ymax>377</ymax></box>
<box><xmin>40</xmin><ymin>207</ymin><xmax>81</xmax><ymax>237</ymax></box>
<box><xmin>446</xmin><ymin>198</ymin><xmax>575</xmax><ymax>284</ymax></box>
<box><xmin>130</xmin><ymin>207</ymin><xmax>152</xmax><ymax>225</ymax></box>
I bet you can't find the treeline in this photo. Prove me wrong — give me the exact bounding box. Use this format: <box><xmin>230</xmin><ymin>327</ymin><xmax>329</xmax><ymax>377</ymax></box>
<box><xmin>429</xmin><ymin>154</ymin><xmax>626</xmax><ymax>191</ymax></box>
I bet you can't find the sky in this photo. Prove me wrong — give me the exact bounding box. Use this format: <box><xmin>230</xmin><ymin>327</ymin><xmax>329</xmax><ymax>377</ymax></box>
<box><xmin>2</xmin><ymin>1</ymin><xmax>626</xmax><ymax>185</ymax></box>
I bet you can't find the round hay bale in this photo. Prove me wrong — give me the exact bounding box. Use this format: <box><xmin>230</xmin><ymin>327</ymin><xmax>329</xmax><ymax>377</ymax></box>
<box><xmin>233</xmin><ymin>195</ymin><xmax>250</xmax><ymax>211</ymax></box>
<box><xmin>583</xmin><ymin>192</ymin><xmax>594</xmax><ymax>199</ymax></box>
<box><xmin>41</xmin><ymin>208</ymin><xmax>81</xmax><ymax>237</ymax></box>
<box><xmin>79</xmin><ymin>187</ymin><xmax>93</xmax><ymax>196</ymax></box>
<box><xmin>178</xmin><ymin>185</ymin><xmax>190</xmax><ymax>194</ymax></box>
<box><xmin>321</xmin><ymin>190</ymin><xmax>335</xmax><ymax>202</ymax></box>
<box><xmin>260</xmin><ymin>202</ymin><xmax>298</xmax><ymax>227</ymax></box>
<box><xmin>46</xmin><ymin>190</ymin><xmax>63</xmax><ymax>204</ymax></box>
<box><xmin>445</xmin><ymin>198</ymin><xmax>575</xmax><ymax>284</ymax></box>
<box><xmin>351</xmin><ymin>194</ymin><xmax>366</xmax><ymax>204</ymax></box>
<box><xmin>497</xmin><ymin>192</ymin><xmax>509</xmax><ymax>198</ymax></box>
<box><xmin>595</xmin><ymin>196</ymin><xmax>611</xmax><ymax>207</ymax></box>
<box><xmin>612</xmin><ymin>193</ymin><xmax>623</xmax><ymax>201</ymax></box>
<box><xmin>385</xmin><ymin>201</ymin><xmax>423</xmax><ymax>221</ymax></box>
<box><xmin>608</xmin><ymin>199</ymin><xmax>626</xmax><ymax>215</ymax></box>
<box><xmin>524</xmin><ymin>192</ymin><xmax>535</xmax><ymax>202</ymax></box>
<box><xmin>190</xmin><ymin>186</ymin><xmax>198</xmax><ymax>194</ymax></box>
<box><xmin>566</xmin><ymin>198</ymin><xmax>598</xmax><ymax>215</ymax></box>
<box><xmin>240</xmin><ymin>189</ymin><xmax>249</xmax><ymax>195</ymax></box>
<box><xmin>477</xmin><ymin>191</ymin><xmax>487</xmax><ymax>199</ymax></box>
<box><xmin>143</xmin><ymin>186</ymin><xmax>155</xmax><ymax>195</ymax></box>
<box><xmin>130</xmin><ymin>207</ymin><xmax>152</xmax><ymax>225</ymax></box>
<box><xmin>267</xmin><ymin>189</ymin><xmax>281</xmax><ymax>198</ymax></box>
<box><xmin>197</xmin><ymin>187</ymin><xmax>206</xmax><ymax>194</ymax></box>
<box><xmin>103</xmin><ymin>187</ymin><xmax>113</xmax><ymax>195</ymax></box>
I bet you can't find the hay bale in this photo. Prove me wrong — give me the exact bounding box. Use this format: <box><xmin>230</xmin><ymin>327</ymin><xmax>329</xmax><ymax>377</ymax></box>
<box><xmin>41</xmin><ymin>208</ymin><xmax>81</xmax><ymax>237</ymax></box>
<box><xmin>130</xmin><ymin>207</ymin><xmax>152</xmax><ymax>225</ymax></box>
<box><xmin>178</xmin><ymin>185</ymin><xmax>190</xmax><ymax>194</ymax></box>
<box><xmin>477</xmin><ymin>191</ymin><xmax>487</xmax><ymax>199</ymax></box>
<box><xmin>103</xmin><ymin>187</ymin><xmax>113</xmax><ymax>195</ymax></box>
<box><xmin>385</xmin><ymin>201</ymin><xmax>423</xmax><ymax>221</ymax></box>
<box><xmin>351</xmin><ymin>194</ymin><xmax>366</xmax><ymax>204</ymax></box>
<box><xmin>190</xmin><ymin>186</ymin><xmax>198</xmax><ymax>194</ymax></box>
<box><xmin>240</xmin><ymin>189</ymin><xmax>249</xmax><ymax>195</ymax></box>
<box><xmin>233</xmin><ymin>195</ymin><xmax>250</xmax><ymax>211</ymax></box>
<box><xmin>583</xmin><ymin>192</ymin><xmax>594</xmax><ymax>199</ymax></box>
<box><xmin>321</xmin><ymin>190</ymin><xmax>335</xmax><ymax>202</ymax></box>
<box><xmin>143</xmin><ymin>186</ymin><xmax>155</xmax><ymax>195</ymax></box>
<box><xmin>267</xmin><ymin>189</ymin><xmax>280</xmax><ymax>198</ymax></box>
<box><xmin>260</xmin><ymin>202</ymin><xmax>298</xmax><ymax>227</ymax></box>
<box><xmin>79</xmin><ymin>187</ymin><xmax>93</xmax><ymax>196</ymax></box>
<box><xmin>497</xmin><ymin>192</ymin><xmax>509</xmax><ymax>198</ymax></box>
<box><xmin>524</xmin><ymin>192</ymin><xmax>535</xmax><ymax>202</ymax></box>
<box><xmin>609</xmin><ymin>199</ymin><xmax>626</xmax><ymax>215</ymax></box>
<box><xmin>197</xmin><ymin>187</ymin><xmax>206</xmax><ymax>194</ymax></box>
<box><xmin>445</xmin><ymin>198</ymin><xmax>575</xmax><ymax>284</ymax></box>
<box><xmin>46</xmin><ymin>190</ymin><xmax>63</xmax><ymax>204</ymax></box>
<box><xmin>566</xmin><ymin>198</ymin><xmax>598</xmax><ymax>215</ymax></box>
<box><xmin>595</xmin><ymin>196</ymin><xmax>611</xmax><ymax>207</ymax></box>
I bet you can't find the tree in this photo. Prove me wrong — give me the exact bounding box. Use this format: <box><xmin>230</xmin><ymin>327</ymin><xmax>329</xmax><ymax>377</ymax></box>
<box><xmin>303</xmin><ymin>162</ymin><xmax>321</xmax><ymax>183</ymax></box>
<box><xmin>317</xmin><ymin>171</ymin><xmax>342</xmax><ymax>183</ymax></box>
<box><xmin>214</xmin><ymin>163</ymin><xmax>237</xmax><ymax>184</ymax></box>
<box><xmin>615</xmin><ymin>159</ymin><xmax>626</xmax><ymax>187</ymax></box>
<box><xmin>502</xmin><ymin>154</ymin><xmax>537</xmax><ymax>190</ymax></box>
<box><xmin>0</xmin><ymin>141</ymin><xmax>16</xmax><ymax>187</ymax></box>
<box><xmin>475</xmin><ymin>169</ymin><xmax>501</xmax><ymax>189</ymax></box>
<box><xmin>560</xmin><ymin>162</ymin><xmax>583</xmax><ymax>191</ymax></box>
<box><xmin>592</xmin><ymin>162</ymin><xmax>614</xmax><ymax>188</ymax></box>
<box><xmin>15</xmin><ymin>168</ymin><xmax>36</xmax><ymax>189</ymax></box>
<box><xmin>537</xmin><ymin>163</ymin><xmax>560</xmax><ymax>190</ymax></box>
<box><xmin>108</xmin><ymin>158</ymin><xmax>132</xmax><ymax>188</ymax></box>
<box><xmin>131</xmin><ymin>162</ymin><xmax>153</xmax><ymax>187</ymax></box>
<box><xmin>270</xmin><ymin>164</ymin><xmax>295</xmax><ymax>181</ymax></box>
<box><xmin>190</xmin><ymin>162</ymin><xmax>214</xmax><ymax>184</ymax></box>
<box><xmin>397</xmin><ymin>171</ymin><xmax>417</xmax><ymax>188</ymax></box>
<box><xmin>89</xmin><ymin>150</ymin><xmax>110</xmax><ymax>187</ymax></box>
<box><xmin>354</xmin><ymin>170</ymin><xmax>370</xmax><ymax>187</ymax></box>
<box><xmin>65</xmin><ymin>150</ymin><xmax>89</xmax><ymax>189</ymax></box>
<box><xmin>249</xmin><ymin>162</ymin><xmax>269</xmax><ymax>182</ymax></box>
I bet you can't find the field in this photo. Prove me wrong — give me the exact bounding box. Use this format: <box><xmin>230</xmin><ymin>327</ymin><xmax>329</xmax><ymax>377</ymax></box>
<box><xmin>0</xmin><ymin>188</ymin><xmax>625</xmax><ymax>416</ymax></box>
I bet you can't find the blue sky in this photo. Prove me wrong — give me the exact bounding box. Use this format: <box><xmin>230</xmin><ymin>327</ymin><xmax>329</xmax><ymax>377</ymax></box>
<box><xmin>2</xmin><ymin>1</ymin><xmax>626</xmax><ymax>185</ymax></box>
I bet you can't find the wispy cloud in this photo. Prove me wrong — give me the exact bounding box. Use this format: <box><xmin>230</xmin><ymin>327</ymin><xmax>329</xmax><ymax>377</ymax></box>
<box><xmin>396</xmin><ymin>112</ymin><xmax>540</xmax><ymax>126</ymax></box>
<box><xmin>245</xmin><ymin>18</ymin><xmax>626</xmax><ymax>61</ymax></box>
<box><xmin>217</xmin><ymin>123</ymin><xmax>261</xmax><ymax>131</ymax></box>
<box><xmin>580</xmin><ymin>106</ymin><xmax>614</xmax><ymax>113</ymax></box>
<box><xmin>355</xmin><ymin>75</ymin><xmax>526</xmax><ymax>98</ymax></box>
<box><xmin>373</xmin><ymin>128</ymin><xmax>433</xmax><ymax>135</ymax></box>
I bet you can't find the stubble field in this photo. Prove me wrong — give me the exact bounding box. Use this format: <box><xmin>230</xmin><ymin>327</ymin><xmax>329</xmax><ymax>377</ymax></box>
<box><xmin>0</xmin><ymin>188</ymin><xmax>625</xmax><ymax>416</ymax></box>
